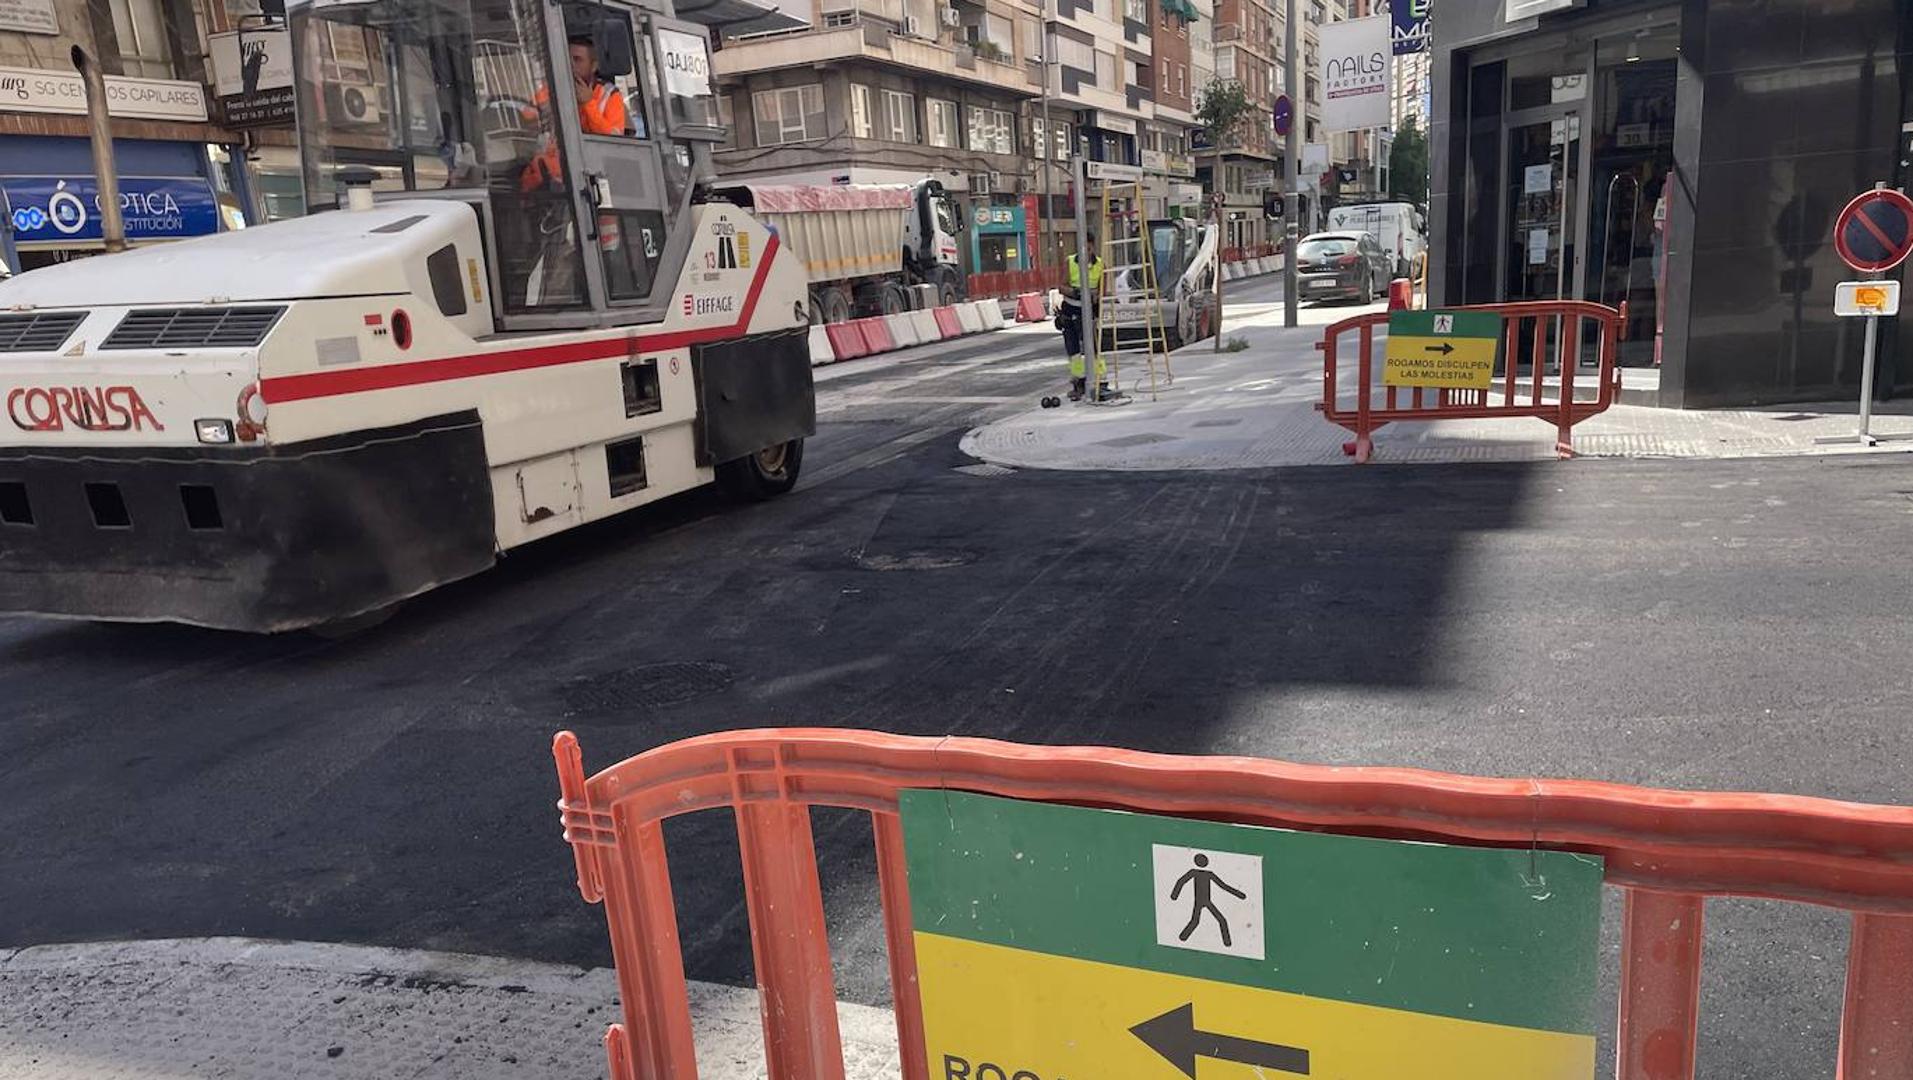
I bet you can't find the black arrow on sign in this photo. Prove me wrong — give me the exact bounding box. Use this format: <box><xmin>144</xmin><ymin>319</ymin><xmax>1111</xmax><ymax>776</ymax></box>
<box><xmin>1424</xmin><ymin>342</ymin><xmax>1456</xmax><ymax>355</ymax></box>
<box><xmin>1130</xmin><ymin>1003</ymin><xmax>1311</xmax><ymax>1078</ymax></box>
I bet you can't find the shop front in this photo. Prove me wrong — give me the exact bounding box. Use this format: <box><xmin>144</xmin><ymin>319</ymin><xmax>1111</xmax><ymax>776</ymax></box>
<box><xmin>1430</xmin><ymin>0</ymin><xmax>1912</xmax><ymax>407</ymax></box>
<box><xmin>970</xmin><ymin>203</ymin><xmax>1031</xmax><ymax>274</ymax></box>
<box><xmin>0</xmin><ymin>135</ymin><xmax>233</xmax><ymax>275</ymax></box>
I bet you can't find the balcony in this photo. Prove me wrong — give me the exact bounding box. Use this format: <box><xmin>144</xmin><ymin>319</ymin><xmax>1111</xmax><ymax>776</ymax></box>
<box><xmin>717</xmin><ymin>18</ymin><xmax>1039</xmax><ymax>94</ymax></box>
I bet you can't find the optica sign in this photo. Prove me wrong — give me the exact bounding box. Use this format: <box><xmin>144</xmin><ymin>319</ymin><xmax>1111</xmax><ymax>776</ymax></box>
<box><xmin>2</xmin><ymin>175</ymin><xmax>219</xmax><ymax>244</ymax></box>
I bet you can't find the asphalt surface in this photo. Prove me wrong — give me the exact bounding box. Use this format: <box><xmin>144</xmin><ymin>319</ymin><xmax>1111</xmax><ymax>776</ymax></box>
<box><xmin>3</xmin><ymin>274</ymin><xmax>1907</xmax><ymax>1077</ymax></box>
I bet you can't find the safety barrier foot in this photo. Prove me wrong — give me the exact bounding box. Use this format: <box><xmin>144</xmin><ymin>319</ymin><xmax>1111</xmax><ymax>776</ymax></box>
<box><xmin>604</xmin><ymin>1023</ymin><xmax>635</xmax><ymax>1080</ymax></box>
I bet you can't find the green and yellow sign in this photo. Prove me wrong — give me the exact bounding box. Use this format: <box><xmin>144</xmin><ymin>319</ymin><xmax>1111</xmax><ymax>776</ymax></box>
<box><xmin>902</xmin><ymin>790</ymin><xmax>1602</xmax><ymax>1080</ymax></box>
<box><xmin>1384</xmin><ymin>310</ymin><xmax>1504</xmax><ymax>389</ymax></box>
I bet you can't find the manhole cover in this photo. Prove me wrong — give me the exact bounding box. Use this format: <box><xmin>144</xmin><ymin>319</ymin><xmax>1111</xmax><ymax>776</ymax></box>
<box><xmin>854</xmin><ymin>550</ymin><xmax>977</xmax><ymax>571</ymax></box>
<box><xmin>560</xmin><ymin>661</ymin><xmax>734</xmax><ymax>718</ymax></box>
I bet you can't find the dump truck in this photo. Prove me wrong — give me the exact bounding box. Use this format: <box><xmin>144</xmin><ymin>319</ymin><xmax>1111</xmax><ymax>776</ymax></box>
<box><xmin>715</xmin><ymin>179</ymin><xmax>965</xmax><ymax>322</ymax></box>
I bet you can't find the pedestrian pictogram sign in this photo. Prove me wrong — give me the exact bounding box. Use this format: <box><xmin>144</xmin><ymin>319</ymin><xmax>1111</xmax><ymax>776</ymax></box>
<box><xmin>1834</xmin><ymin>187</ymin><xmax>1913</xmax><ymax>273</ymax></box>
<box><xmin>901</xmin><ymin>790</ymin><xmax>1604</xmax><ymax>1080</ymax></box>
<box><xmin>1384</xmin><ymin>309</ymin><xmax>1503</xmax><ymax>389</ymax></box>
<box><xmin>1154</xmin><ymin>845</ymin><xmax>1262</xmax><ymax>959</ymax></box>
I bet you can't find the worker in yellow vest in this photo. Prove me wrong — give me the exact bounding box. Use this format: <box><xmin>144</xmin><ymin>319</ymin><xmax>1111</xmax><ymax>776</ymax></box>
<box><xmin>1059</xmin><ymin>235</ymin><xmax>1107</xmax><ymax>401</ymax></box>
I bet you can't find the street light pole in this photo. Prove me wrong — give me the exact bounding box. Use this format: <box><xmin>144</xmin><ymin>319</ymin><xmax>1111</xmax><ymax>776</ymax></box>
<box><xmin>1282</xmin><ymin>0</ymin><xmax>1298</xmax><ymax>328</ymax></box>
<box><xmin>1039</xmin><ymin>0</ymin><xmax>1056</xmax><ymax>269</ymax></box>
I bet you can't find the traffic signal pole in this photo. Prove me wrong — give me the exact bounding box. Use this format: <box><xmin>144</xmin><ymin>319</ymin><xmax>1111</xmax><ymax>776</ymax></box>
<box><xmin>1282</xmin><ymin>0</ymin><xmax>1299</xmax><ymax>328</ymax></box>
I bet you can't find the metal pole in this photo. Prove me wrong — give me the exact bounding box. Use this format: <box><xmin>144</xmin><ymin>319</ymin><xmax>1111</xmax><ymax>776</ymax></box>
<box><xmin>1073</xmin><ymin>154</ymin><xmax>1100</xmax><ymax>404</ymax></box>
<box><xmin>1282</xmin><ymin>0</ymin><xmax>1299</xmax><ymax>328</ymax></box>
<box><xmin>1213</xmin><ymin>149</ymin><xmax>1225</xmax><ymax>352</ymax></box>
<box><xmin>1039</xmin><ymin>1</ymin><xmax>1055</xmax><ymax>269</ymax></box>
<box><xmin>1859</xmin><ymin>312</ymin><xmax>1880</xmax><ymax>444</ymax></box>
<box><xmin>71</xmin><ymin>46</ymin><xmax>126</xmax><ymax>255</ymax></box>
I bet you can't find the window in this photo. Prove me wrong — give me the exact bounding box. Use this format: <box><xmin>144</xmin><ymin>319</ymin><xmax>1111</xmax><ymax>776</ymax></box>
<box><xmin>1054</xmin><ymin>34</ymin><xmax>1095</xmax><ymax>72</ymax></box>
<box><xmin>1032</xmin><ymin>117</ymin><xmax>1072</xmax><ymax>161</ymax></box>
<box><xmin>927</xmin><ymin>98</ymin><xmax>959</xmax><ymax>147</ymax></box>
<box><xmin>966</xmin><ymin>105</ymin><xmax>1014</xmax><ymax>155</ymax></box>
<box><xmin>1216</xmin><ymin>48</ymin><xmax>1235</xmax><ymax>80</ymax></box>
<box><xmin>850</xmin><ymin>83</ymin><xmax>874</xmax><ymax>138</ymax></box>
<box><xmin>1124</xmin><ymin>0</ymin><xmax>1148</xmax><ymax>22</ymax></box>
<box><xmin>109</xmin><ymin>0</ymin><xmax>173</xmax><ymax>79</ymax></box>
<box><xmin>717</xmin><ymin>94</ymin><xmax>736</xmax><ymax>149</ymax></box>
<box><xmin>880</xmin><ymin>89</ymin><xmax>918</xmax><ymax>142</ymax></box>
<box><xmin>753</xmin><ymin>84</ymin><xmax>825</xmax><ymax>145</ymax></box>
<box><xmin>823</xmin><ymin>8</ymin><xmax>857</xmax><ymax>26</ymax></box>
<box><xmin>1095</xmin><ymin>48</ymin><xmax>1118</xmax><ymax>89</ymax></box>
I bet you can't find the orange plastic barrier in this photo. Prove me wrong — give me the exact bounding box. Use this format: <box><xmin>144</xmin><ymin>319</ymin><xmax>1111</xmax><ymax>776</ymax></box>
<box><xmin>822</xmin><ymin>321</ymin><xmax>868</xmax><ymax>361</ymax></box>
<box><xmin>852</xmin><ymin>316</ymin><xmax>894</xmax><ymax>354</ymax></box>
<box><xmin>931</xmin><ymin>305</ymin><xmax>965</xmax><ymax>338</ymax></box>
<box><xmin>554</xmin><ymin>728</ymin><xmax>1913</xmax><ymax>1080</ymax></box>
<box><xmin>1387</xmin><ymin>278</ymin><xmax>1413</xmax><ymax>311</ymax></box>
<box><xmin>1014</xmin><ymin>293</ymin><xmax>1046</xmax><ymax>322</ymax></box>
<box><xmin>1317</xmin><ymin>300</ymin><xmax>1627</xmax><ymax>464</ymax></box>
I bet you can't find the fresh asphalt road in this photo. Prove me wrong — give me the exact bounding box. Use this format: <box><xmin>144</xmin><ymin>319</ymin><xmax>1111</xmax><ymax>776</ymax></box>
<box><xmin>3</xmin><ymin>272</ymin><xmax>1907</xmax><ymax>1078</ymax></box>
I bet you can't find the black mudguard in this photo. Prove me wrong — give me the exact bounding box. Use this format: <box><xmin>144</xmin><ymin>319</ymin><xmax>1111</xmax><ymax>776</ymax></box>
<box><xmin>0</xmin><ymin>411</ymin><xmax>496</xmax><ymax>633</ymax></box>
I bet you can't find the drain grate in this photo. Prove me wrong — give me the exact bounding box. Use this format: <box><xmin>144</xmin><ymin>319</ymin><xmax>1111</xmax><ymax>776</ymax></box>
<box><xmin>1192</xmin><ymin>418</ymin><xmax>1244</xmax><ymax>429</ymax></box>
<box><xmin>561</xmin><ymin>661</ymin><xmax>734</xmax><ymax>718</ymax></box>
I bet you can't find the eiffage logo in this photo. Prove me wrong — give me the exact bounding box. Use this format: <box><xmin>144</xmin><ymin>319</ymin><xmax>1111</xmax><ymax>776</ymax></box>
<box><xmin>8</xmin><ymin>386</ymin><xmax>164</xmax><ymax>433</ymax></box>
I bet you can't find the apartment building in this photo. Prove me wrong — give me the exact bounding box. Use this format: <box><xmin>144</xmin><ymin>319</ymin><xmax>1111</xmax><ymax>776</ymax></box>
<box><xmin>0</xmin><ymin>0</ymin><xmax>285</xmax><ymax>275</ymax></box>
<box><xmin>1203</xmin><ymin>0</ymin><xmax>1275</xmax><ymax>249</ymax></box>
<box><xmin>712</xmin><ymin>0</ymin><xmax>1045</xmax><ymax>274</ymax></box>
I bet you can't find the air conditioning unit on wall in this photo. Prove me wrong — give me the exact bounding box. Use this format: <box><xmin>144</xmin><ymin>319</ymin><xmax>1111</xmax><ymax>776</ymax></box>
<box><xmin>941</xmin><ymin>6</ymin><xmax>962</xmax><ymax>27</ymax></box>
<box><xmin>901</xmin><ymin>13</ymin><xmax>924</xmax><ymax>35</ymax></box>
<box><xmin>969</xmin><ymin>171</ymin><xmax>994</xmax><ymax>194</ymax></box>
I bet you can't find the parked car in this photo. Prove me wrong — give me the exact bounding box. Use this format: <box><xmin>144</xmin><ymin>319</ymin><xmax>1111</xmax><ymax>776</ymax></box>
<box><xmin>1294</xmin><ymin>231</ymin><xmax>1392</xmax><ymax>305</ymax></box>
<box><xmin>1327</xmin><ymin>201</ymin><xmax>1427</xmax><ymax>278</ymax></box>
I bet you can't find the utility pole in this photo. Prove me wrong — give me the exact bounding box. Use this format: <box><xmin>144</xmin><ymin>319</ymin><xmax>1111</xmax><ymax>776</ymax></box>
<box><xmin>1212</xmin><ymin>143</ymin><xmax>1225</xmax><ymax>352</ymax></box>
<box><xmin>1039</xmin><ymin>0</ymin><xmax>1056</xmax><ymax>269</ymax></box>
<box><xmin>1281</xmin><ymin>0</ymin><xmax>1298</xmax><ymax>328</ymax></box>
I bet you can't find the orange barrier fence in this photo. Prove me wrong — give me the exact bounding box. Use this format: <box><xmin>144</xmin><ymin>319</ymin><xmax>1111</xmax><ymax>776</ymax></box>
<box><xmin>966</xmin><ymin>267</ymin><xmax>1064</xmax><ymax>300</ymax></box>
<box><xmin>554</xmin><ymin>728</ymin><xmax>1913</xmax><ymax>1080</ymax></box>
<box><xmin>1317</xmin><ymin>300</ymin><xmax>1627</xmax><ymax>464</ymax></box>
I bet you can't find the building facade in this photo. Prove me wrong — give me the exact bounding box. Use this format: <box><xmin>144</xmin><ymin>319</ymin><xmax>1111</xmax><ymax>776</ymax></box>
<box><xmin>0</xmin><ymin>0</ymin><xmax>291</xmax><ymax>277</ymax></box>
<box><xmin>1429</xmin><ymin>0</ymin><xmax>1913</xmax><ymax>408</ymax></box>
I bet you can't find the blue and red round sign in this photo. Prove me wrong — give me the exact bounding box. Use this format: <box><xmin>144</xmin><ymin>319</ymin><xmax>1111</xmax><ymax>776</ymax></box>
<box><xmin>1273</xmin><ymin>95</ymin><xmax>1293</xmax><ymax>139</ymax></box>
<box><xmin>1834</xmin><ymin>188</ymin><xmax>1913</xmax><ymax>273</ymax></box>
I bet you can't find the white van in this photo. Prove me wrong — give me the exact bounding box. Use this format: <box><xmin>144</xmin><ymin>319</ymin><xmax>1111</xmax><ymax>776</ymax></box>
<box><xmin>1326</xmin><ymin>202</ymin><xmax>1426</xmax><ymax>279</ymax></box>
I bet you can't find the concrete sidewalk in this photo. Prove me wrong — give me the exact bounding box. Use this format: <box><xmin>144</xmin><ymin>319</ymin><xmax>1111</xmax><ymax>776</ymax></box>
<box><xmin>961</xmin><ymin>301</ymin><xmax>1913</xmax><ymax>470</ymax></box>
<box><xmin>0</xmin><ymin>939</ymin><xmax>900</xmax><ymax>1080</ymax></box>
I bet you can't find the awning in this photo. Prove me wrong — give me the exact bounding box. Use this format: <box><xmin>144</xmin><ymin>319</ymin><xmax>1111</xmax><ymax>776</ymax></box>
<box><xmin>677</xmin><ymin>0</ymin><xmax>808</xmax><ymax>34</ymax></box>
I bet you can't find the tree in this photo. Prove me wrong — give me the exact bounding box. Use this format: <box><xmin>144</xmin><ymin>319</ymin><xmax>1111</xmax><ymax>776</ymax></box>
<box><xmin>1388</xmin><ymin>115</ymin><xmax>1429</xmax><ymax>207</ymax></box>
<box><xmin>1195</xmin><ymin>80</ymin><xmax>1254</xmax><ymax>352</ymax></box>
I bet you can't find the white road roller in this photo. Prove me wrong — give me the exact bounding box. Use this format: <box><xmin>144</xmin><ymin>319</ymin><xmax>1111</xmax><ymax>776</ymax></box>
<box><xmin>0</xmin><ymin>0</ymin><xmax>816</xmax><ymax>633</ymax></box>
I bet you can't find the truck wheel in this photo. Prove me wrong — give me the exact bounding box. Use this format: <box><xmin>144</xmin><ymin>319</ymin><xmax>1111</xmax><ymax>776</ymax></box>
<box><xmin>930</xmin><ymin>267</ymin><xmax>961</xmax><ymax>306</ymax></box>
<box><xmin>718</xmin><ymin>439</ymin><xmax>804</xmax><ymax>500</ymax></box>
<box><xmin>822</xmin><ymin>288</ymin><xmax>852</xmax><ymax>325</ymax></box>
<box><xmin>878</xmin><ymin>283</ymin><xmax>910</xmax><ymax>315</ymax></box>
<box><xmin>807</xmin><ymin>289</ymin><xmax>826</xmax><ymax>324</ymax></box>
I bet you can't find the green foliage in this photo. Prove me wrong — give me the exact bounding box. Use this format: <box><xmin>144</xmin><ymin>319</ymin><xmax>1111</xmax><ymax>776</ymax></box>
<box><xmin>1196</xmin><ymin>80</ymin><xmax>1255</xmax><ymax>149</ymax></box>
<box><xmin>1388</xmin><ymin>115</ymin><xmax>1429</xmax><ymax>206</ymax></box>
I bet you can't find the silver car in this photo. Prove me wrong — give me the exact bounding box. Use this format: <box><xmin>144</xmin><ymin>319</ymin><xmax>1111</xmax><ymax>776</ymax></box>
<box><xmin>1293</xmin><ymin>231</ymin><xmax>1392</xmax><ymax>305</ymax></box>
